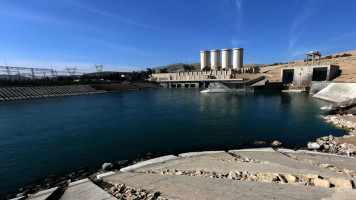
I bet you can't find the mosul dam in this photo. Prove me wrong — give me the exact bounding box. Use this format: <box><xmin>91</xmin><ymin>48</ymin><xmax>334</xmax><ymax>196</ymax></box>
<box><xmin>151</xmin><ymin>48</ymin><xmax>356</xmax><ymax>103</ymax></box>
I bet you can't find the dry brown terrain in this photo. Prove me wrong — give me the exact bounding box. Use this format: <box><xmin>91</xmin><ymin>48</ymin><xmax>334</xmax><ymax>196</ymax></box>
<box><xmin>259</xmin><ymin>50</ymin><xmax>356</xmax><ymax>82</ymax></box>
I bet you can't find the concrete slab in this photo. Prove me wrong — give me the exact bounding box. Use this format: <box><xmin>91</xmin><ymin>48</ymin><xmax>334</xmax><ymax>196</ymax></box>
<box><xmin>103</xmin><ymin>172</ymin><xmax>356</xmax><ymax>200</ymax></box>
<box><xmin>229</xmin><ymin>148</ymin><xmax>276</xmax><ymax>152</ymax></box>
<box><xmin>120</xmin><ymin>155</ymin><xmax>178</xmax><ymax>172</ymax></box>
<box><xmin>189</xmin><ymin>152</ymin><xmax>235</xmax><ymax>160</ymax></box>
<box><xmin>9</xmin><ymin>197</ymin><xmax>25</xmax><ymax>200</ymax></box>
<box><xmin>27</xmin><ymin>187</ymin><xmax>58</xmax><ymax>200</ymax></box>
<box><xmin>96</xmin><ymin>171</ymin><xmax>116</xmax><ymax>179</ymax></box>
<box><xmin>179</xmin><ymin>151</ymin><xmax>226</xmax><ymax>158</ymax></box>
<box><xmin>68</xmin><ymin>178</ymin><xmax>90</xmax><ymax>186</ymax></box>
<box><xmin>298</xmin><ymin>150</ymin><xmax>356</xmax><ymax>159</ymax></box>
<box><xmin>60</xmin><ymin>179</ymin><xmax>116</xmax><ymax>200</ymax></box>
<box><xmin>134</xmin><ymin>151</ymin><xmax>356</xmax><ymax>181</ymax></box>
<box><xmin>284</xmin><ymin>151</ymin><xmax>356</xmax><ymax>172</ymax></box>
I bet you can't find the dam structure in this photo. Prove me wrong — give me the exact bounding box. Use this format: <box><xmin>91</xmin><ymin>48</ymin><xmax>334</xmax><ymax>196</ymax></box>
<box><xmin>150</xmin><ymin>47</ymin><xmax>264</xmax><ymax>89</ymax></box>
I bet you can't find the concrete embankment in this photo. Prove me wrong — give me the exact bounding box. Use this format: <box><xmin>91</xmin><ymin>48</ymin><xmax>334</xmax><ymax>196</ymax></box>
<box><xmin>12</xmin><ymin>149</ymin><xmax>356</xmax><ymax>200</ymax></box>
<box><xmin>0</xmin><ymin>82</ymin><xmax>161</xmax><ymax>102</ymax></box>
<box><xmin>0</xmin><ymin>85</ymin><xmax>106</xmax><ymax>102</ymax></box>
<box><xmin>313</xmin><ymin>83</ymin><xmax>356</xmax><ymax>102</ymax></box>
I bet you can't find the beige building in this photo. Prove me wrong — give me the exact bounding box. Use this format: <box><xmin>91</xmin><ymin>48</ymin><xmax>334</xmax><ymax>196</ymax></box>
<box><xmin>150</xmin><ymin>70</ymin><xmax>234</xmax><ymax>82</ymax></box>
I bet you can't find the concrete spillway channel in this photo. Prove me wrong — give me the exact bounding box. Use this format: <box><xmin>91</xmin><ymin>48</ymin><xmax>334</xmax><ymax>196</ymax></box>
<box><xmin>0</xmin><ymin>85</ymin><xmax>107</xmax><ymax>102</ymax></box>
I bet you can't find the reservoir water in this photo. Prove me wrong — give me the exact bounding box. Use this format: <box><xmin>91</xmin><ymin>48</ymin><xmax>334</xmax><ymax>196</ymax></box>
<box><xmin>0</xmin><ymin>88</ymin><xmax>346</xmax><ymax>195</ymax></box>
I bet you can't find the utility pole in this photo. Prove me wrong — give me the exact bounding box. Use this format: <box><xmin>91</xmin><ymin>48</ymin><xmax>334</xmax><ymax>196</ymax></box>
<box><xmin>31</xmin><ymin>68</ymin><xmax>35</xmax><ymax>80</ymax></box>
<box><xmin>5</xmin><ymin>66</ymin><xmax>10</xmax><ymax>80</ymax></box>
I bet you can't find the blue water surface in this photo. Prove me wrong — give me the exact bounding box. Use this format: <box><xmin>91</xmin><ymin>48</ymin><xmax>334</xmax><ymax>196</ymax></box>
<box><xmin>0</xmin><ymin>88</ymin><xmax>345</xmax><ymax>195</ymax></box>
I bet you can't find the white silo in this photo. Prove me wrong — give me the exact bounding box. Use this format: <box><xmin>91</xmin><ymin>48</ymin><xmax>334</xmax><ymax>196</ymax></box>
<box><xmin>200</xmin><ymin>50</ymin><xmax>210</xmax><ymax>70</ymax></box>
<box><xmin>233</xmin><ymin>48</ymin><xmax>244</xmax><ymax>68</ymax></box>
<box><xmin>211</xmin><ymin>50</ymin><xmax>221</xmax><ymax>70</ymax></box>
<box><xmin>222</xmin><ymin>49</ymin><xmax>232</xmax><ymax>69</ymax></box>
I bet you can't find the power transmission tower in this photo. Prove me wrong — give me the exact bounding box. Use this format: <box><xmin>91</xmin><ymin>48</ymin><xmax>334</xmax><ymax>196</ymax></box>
<box><xmin>66</xmin><ymin>67</ymin><xmax>77</xmax><ymax>76</ymax></box>
<box><xmin>95</xmin><ymin>64</ymin><xmax>103</xmax><ymax>72</ymax></box>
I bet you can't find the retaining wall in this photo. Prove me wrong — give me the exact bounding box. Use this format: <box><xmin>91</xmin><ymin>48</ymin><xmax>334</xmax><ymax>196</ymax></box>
<box><xmin>0</xmin><ymin>85</ymin><xmax>106</xmax><ymax>102</ymax></box>
<box><xmin>313</xmin><ymin>83</ymin><xmax>356</xmax><ymax>103</ymax></box>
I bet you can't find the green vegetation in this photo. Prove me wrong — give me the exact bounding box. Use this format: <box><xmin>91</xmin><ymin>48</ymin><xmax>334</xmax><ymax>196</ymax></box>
<box><xmin>340</xmin><ymin>53</ymin><xmax>352</xmax><ymax>57</ymax></box>
<box><xmin>202</xmin><ymin>66</ymin><xmax>211</xmax><ymax>71</ymax></box>
<box><xmin>80</xmin><ymin>72</ymin><xmax>123</xmax><ymax>82</ymax></box>
<box><xmin>244</xmin><ymin>67</ymin><xmax>258</xmax><ymax>74</ymax></box>
<box><xmin>0</xmin><ymin>68</ymin><xmax>154</xmax><ymax>86</ymax></box>
<box><xmin>0</xmin><ymin>76</ymin><xmax>80</xmax><ymax>87</ymax></box>
<box><xmin>183</xmin><ymin>65</ymin><xmax>196</xmax><ymax>71</ymax></box>
<box><xmin>81</xmin><ymin>68</ymin><xmax>153</xmax><ymax>82</ymax></box>
<box><xmin>159</xmin><ymin>68</ymin><xmax>168</xmax><ymax>73</ymax></box>
<box><xmin>268</xmin><ymin>62</ymin><xmax>287</xmax><ymax>66</ymax></box>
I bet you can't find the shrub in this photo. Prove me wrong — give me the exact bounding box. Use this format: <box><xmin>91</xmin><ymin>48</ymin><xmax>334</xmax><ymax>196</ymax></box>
<box><xmin>340</xmin><ymin>53</ymin><xmax>352</xmax><ymax>57</ymax></box>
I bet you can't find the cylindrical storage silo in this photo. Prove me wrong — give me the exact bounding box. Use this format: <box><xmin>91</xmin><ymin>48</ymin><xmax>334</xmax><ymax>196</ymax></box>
<box><xmin>200</xmin><ymin>50</ymin><xmax>210</xmax><ymax>70</ymax></box>
<box><xmin>222</xmin><ymin>49</ymin><xmax>232</xmax><ymax>69</ymax></box>
<box><xmin>233</xmin><ymin>48</ymin><xmax>244</xmax><ymax>68</ymax></box>
<box><xmin>211</xmin><ymin>50</ymin><xmax>221</xmax><ymax>70</ymax></box>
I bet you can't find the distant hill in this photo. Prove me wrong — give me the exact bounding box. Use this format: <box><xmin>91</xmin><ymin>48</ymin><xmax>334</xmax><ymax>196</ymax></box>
<box><xmin>152</xmin><ymin>63</ymin><xmax>200</xmax><ymax>73</ymax></box>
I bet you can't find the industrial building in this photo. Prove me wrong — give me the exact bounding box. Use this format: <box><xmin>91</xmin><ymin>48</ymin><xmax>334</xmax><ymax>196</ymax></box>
<box><xmin>233</xmin><ymin>48</ymin><xmax>243</xmax><ymax>69</ymax></box>
<box><xmin>199</xmin><ymin>48</ymin><xmax>244</xmax><ymax>70</ymax></box>
<box><xmin>200</xmin><ymin>50</ymin><xmax>210</xmax><ymax>70</ymax></box>
<box><xmin>222</xmin><ymin>49</ymin><xmax>232</xmax><ymax>69</ymax></box>
<box><xmin>210</xmin><ymin>50</ymin><xmax>221</xmax><ymax>70</ymax></box>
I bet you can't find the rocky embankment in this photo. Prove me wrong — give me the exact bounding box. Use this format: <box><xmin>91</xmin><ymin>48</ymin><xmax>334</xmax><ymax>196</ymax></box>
<box><xmin>307</xmin><ymin>114</ymin><xmax>356</xmax><ymax>157</ymax></box>
<box><xmin>321</xmin><ymin>98</ymin><xmax>356</xmax><ymax>115</ymax></box>
<box><xmin>97</xmin><ymin>181</ymin><xmax>167</xmax><ymax>200</ymax></box>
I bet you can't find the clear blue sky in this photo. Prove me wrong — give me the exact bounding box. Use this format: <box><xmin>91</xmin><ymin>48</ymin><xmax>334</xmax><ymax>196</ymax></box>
<box><xmin>0</xmin><ymin>0</ymin><xmax>356</xmax><ymax>72</ymax></box>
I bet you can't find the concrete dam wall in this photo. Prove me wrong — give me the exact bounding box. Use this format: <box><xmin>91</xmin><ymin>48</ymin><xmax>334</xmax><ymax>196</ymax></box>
<box><xmin>0</xmin><ymin>85</ymin><xmax>106</xmax><ymax>102</ymax></box>
<box><xmin>310</xmin><ymin>82</ymin><xmax>332</xmax><ymax>94</ymax></box>
<box><xmin>313</xmin><ymin>82</ymin><xmax>356</xmax><ymax>103</ymax></box>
